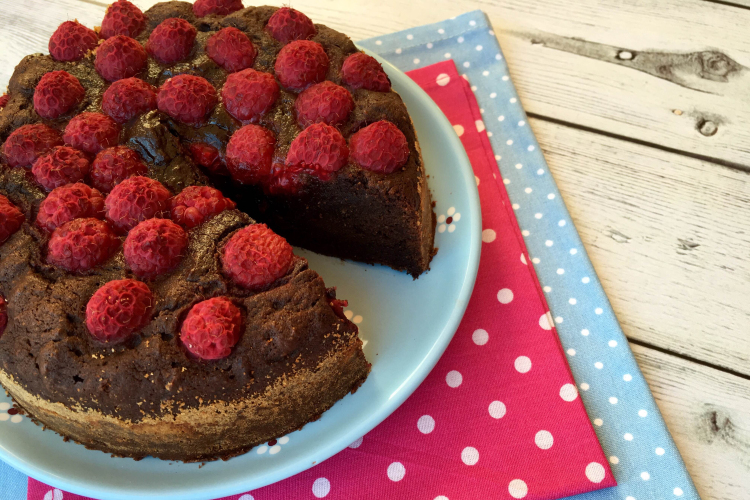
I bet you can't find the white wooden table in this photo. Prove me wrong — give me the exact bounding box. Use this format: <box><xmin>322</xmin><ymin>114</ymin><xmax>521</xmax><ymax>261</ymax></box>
<box><xmin>1</xmin><ymin>1</ymin><xmax>749</xmax><ymax>498</ymax></box>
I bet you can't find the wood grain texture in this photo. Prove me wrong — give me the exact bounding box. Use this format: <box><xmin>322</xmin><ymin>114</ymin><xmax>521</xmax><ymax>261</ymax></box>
<box><xmin>275</xmin><ymin>0</ymin><xmax>750</xmax><ymax>168</ymax></box>
<box><xmin>633</xmin><ymin>343</ymin><xmax>750</xmax><ymax>500</ymax></box>
<box><xmin>532</xmin><ymin>117</ymin><xmax>750</xmax><ymax>375</ymax></box>
<box><xmin>0</xmin><ymin>0</ymin><xmax>105</xmax><ymax>81</ymax></box>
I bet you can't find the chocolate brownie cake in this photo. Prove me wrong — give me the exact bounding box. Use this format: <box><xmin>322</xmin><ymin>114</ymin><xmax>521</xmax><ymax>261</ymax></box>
<box><xmin>0</xmin><ymin>0</ymin><xmax>435</xmax><ymax>461</ymax></box>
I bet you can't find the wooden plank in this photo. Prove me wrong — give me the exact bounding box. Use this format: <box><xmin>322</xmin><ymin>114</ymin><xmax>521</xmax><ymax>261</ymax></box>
<box><xmin>3</xmin><ymin>0</ymin><xmax>750</xmax><ymax>168</ymax></box>
<box><xmin>263</xmin><ymin>0</ymin><xmax>750</xmax><ymax>169</ymax></box>
<box><xmin>632</xmin><ymin>343</ymin><xmax>750</xmax><ymax>500</ymax></box>
<box><xmin>294</xmin><ymin>0</ymin><xmax>750</xmax><ymax>168</ymax></box>
<box><xmin>0</xmin><ymin>0</ymin><xmax>106</xmax><ymax>87</ymax></box>
<box><xmin>530</xmin><ymin>117</ymin><xmax>750</xmax><ymax>375</ymax></box>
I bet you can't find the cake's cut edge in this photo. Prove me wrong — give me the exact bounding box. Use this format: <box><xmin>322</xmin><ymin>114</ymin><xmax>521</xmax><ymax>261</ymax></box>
<box><xmin>412</xmin><ymin>123</ymin><xmax>438</xmax><ymax>278</ymax></box>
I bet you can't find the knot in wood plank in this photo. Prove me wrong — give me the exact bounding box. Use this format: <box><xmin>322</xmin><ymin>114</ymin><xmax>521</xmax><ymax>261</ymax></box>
<box><xmin>698</xmin><ymin>119</ymin><xmax>719</xmax><ymax>137</ymax></box>
<box><xmin>616</xmin><ymin>50</ymin><xmax>634</xmax><ymax>61</ymax></box>
<box><xmin>697</xmin><ymin>51</ymin><xmax>741</xmax><ymax>82</ymax></box>
<box><xmin>697</xmin><ymin>406</ymin><xmax>750</xmax><ymax>463</ymax></box>
<box><xmin>510</xmin><ymin>29</ymin><xmax>747</xmax><ymax>95</ymax></box>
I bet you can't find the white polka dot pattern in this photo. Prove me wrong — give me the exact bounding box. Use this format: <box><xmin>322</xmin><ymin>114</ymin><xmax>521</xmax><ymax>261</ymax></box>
<box><xmin>312</xmin><ymin>478</ymin><xmax>331</xmax><ymax>498</ymax></box>
<box><xmin>472</xmin><ymin>328</ymin><xmax>489</xmax><ymax>345</ymax></box>
<box><xmin>417</xmin><ymin>415</ymin><xmax>436</xmax><ymax>434</ymax></box>
<box><xmin>534</xmin><ymin>430</ymin><xmax>554</xmax><ymax>450</ymax></box>
<box><xmin>514</xmin><ymin>356</ymin><xmax>532</xmax><ymax>373</ymax></box>
<box><xmin>497</xmin><ymin>288</ymin><xmax>514</xmax><ymax>304</ymax></box>
<box><xmin>585</xmin><ymin>462</ymin><xmax>606</xmax><ymax>483</ymax></box>
<box><xmin>508</xmin><ymin>479</ymin><xmax>528</xmax><ymax>498</ymax></box>
<box><xmin>445</xmin><ymin>370</ymin><xmax>463</xmax><ymax>388</ymax></box>
<box><xmin>387</xmin><ymin>462</ymin><xmax>406</xmax><ymax>481</ymax></box>
<box><xmin>488</xmin><ymin>400</ymin><xmax>507</xmax><ymax>419</ymax></box>
<box><xmin>461</xmin><ymin>446</ymin><xmax>479</xmax><ymax>465</ymax></box>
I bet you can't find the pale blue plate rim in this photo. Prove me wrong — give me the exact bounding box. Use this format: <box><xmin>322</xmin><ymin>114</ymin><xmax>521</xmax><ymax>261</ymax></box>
<box><xmin>0</xmin><ymin>49</ymin><xmax>482</xmax><ymax>500</ymax></box>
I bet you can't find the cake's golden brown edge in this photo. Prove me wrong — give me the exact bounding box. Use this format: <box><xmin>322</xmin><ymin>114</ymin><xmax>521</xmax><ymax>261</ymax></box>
<box><xmin>0</xmin><ymin>336</ymin><xmax>369</xmax><ymax>462</ymax></box>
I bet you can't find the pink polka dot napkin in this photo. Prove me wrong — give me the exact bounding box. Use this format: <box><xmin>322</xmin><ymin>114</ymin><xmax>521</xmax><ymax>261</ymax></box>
<box><xmin>28</xmin><ymin>60</ymin><xmax>615</xmax><ymax>500</ymax></box>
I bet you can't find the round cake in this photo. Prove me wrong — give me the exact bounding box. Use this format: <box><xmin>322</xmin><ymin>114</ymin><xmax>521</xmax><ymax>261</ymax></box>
<box><xmin>0</xmin><ymin>0</ymin><xmax>434</xmax><ymax>461</ymax></box>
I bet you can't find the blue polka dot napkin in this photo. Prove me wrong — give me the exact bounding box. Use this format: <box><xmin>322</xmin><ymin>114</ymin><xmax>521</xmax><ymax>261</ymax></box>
<box><xmin>357</xmin><ymin>10</ymin><xmax>699</xmax><ymax>500</ymax></box>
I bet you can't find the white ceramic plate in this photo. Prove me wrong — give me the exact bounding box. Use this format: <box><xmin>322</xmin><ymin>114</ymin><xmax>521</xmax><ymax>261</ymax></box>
<box><xmin>0</xmin><ymin>51</ymin><xmax>482</xmax><ymax>500</ymax></box>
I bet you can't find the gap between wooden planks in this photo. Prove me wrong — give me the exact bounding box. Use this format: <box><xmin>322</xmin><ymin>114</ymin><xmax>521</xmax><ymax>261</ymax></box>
<box><xmin>289</xmin><ymin>0</ymin><xmax>750</xmax><ymax>169</ymax></box>
<box><xmin>707</xmin><ymin>0</ymin><xmax>750</xmax><ymax>9</ymax></box>
<box><xmin>531</xmin><ymin>117</ymin><xmax>750</xmax><ymax>376</ymax></box>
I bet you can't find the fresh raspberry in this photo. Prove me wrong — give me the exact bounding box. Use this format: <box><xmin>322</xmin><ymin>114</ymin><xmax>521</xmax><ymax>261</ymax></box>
<box><xmin>0</xmin><ymin>294</ymin><xmax>7</xmax><ymax>337</ymax></box>
<box><xmin>0</xmin><ymin>195</ymin><xmax>24</xmax><ymax>244</ymax></box>
<box><xmin>101</xmin><ymin>77</ymin><xmax>157</xmax><ymax>123</ymax></box>
<box><xmin>266</xmin><ymin>162</ymin><xmax>305</xmax><ymax>194</ymax></box>
<box><xmin>171</xmin><ymin>185</ymin><xmax>235</xmax><ymax>228</ymax></box>
<box><xmin>3</xmin><ymin>124</ymin><xmax>63</xmax><ymax>168</ymax></box>
<box><xmin>33</xmin><ymin>71</ymin><xmax>85</xmax><ymax>119</ymax></box>
<box><xmin>36</xmin><ymin>183</ymin><xmax>105</xmax><ymax>232</ymax></box>
<box><xmin>266</xmin><ymin>7</ymin><xmax>316</xmax><ymax>44</ymax></box>
<box><xmin>221</xmin><ymin>69</ymin><xmax>279</xmax><ymax>121</ymax></box>
<box><xmin>341</xmin><ymin>52</ymin><xmax>391</xmax><ymax>92</ymax></box>
<box><xmin>105</xmin><ymin>176</ymin><xmax>171</xmax><ymax>233</ymax></box>
<box><xmin>193</xmin><ymin>0</ymin><xmax>243</xmax><ymax>17</ymax></box>
<box><xmin>350</xmin><ymin>120</ymin><xmax>409</xmax><ymax>174</ymax></box>
<box><xmin>124</xmin><ymin>218</ymin><xmax>188</xmax><ymax>278</ymax></box>
<box><xmin>225</xmin><ymin>124</ymin><xmax>275</xmax><ymax>184</ymax></box>
<box><xmin>0</xmin><ymin>94</ymin><xmax>8</xmax><ymax>109</ymax></box>
<box><xmin>85</xmin><ymin>279</ymin><xmax>153</xmax><ymax>343</ymax></box>
<box><xmin>188</xmin><ymin>143</ymin><xmax>226</xmax><ymax>174</ymax></box>
<box><xmin>90</xmin><ymin>146</ymin><xmax>148</xmax><ymax>192</ymax></box>
<box><xmin>101</xmin><ymin>0</ymin><xmax>147</xmax><ymax>39</ymax></box>
<box><xmin>32</xmin><ymin>146</ymin><xmax>90</xmax><ymax>192</ymax></box>
<box><xmin>206</xmin><ymin>27</ymin><xmax>256</xmax><ymax>73</ymax></box>
<box><xmin>47</xmin><ymin>218</ymin><xmax>119</xmax><ymax>272</ymax></box>
<box><xmin>63</xmin><ymin>112</ymin><xmax>121</xmax><ymax>154</ymax></box>
<box><xmin>157</xmin><ymin>74</ymin><xmax>218</xmax><ymax>125</ymax></box>
<box><xmin>180</xmin><ymin>297</ymin><xmax>242</xmax><ymax>360</ymax></box>
<box><xmin>286</xmin><ymin>123</ymin><xmax>348</xmax><ymax>174</ymax></box>
<box><xmin>94</xmin><ymin>35</ymin><xmax>148</xmax><ymax>82</ymax></box>
<box><xmin>48</xmin><ymin>21</ymin><xmax>99</xmax><ymax>62</ymax></box>
<box><xmin>222</xmin><ymin>224</ymin><xmax>293</xmax><ymax>289</ymax></box>
<box><xmin>147</xmin><ymin>18</ymin><xmax>197</xmax><ymax>65</ymax></box>
<box><xmin>295</xmin><ymin>81</ymin><xmax>353</xmax><ymax>128</ymax></box>
<box><xmin>274</xmin><ymin>40</ymin><xmax>329</xmax><ymax>91</ymax></box>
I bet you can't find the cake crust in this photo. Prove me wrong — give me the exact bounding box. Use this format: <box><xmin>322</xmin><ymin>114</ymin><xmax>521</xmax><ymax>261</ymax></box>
<box><xmin>0</xmin><ymin>205</ymin><xmax>371</xmax><ymax>459</ymax></box>
<box><xmin>1</xmin><ymin>336</ymin><xmax>368</xmax><ymax>461</ymax></box>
